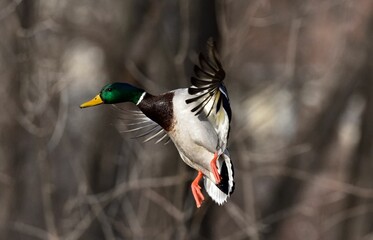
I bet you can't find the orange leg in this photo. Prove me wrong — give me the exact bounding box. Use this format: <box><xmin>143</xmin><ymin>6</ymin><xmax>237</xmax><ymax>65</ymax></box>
<box><xmin>210</xmin><ymin>152</ymin><xmax>221</xmax><ymax>184</ymax></box>
<box><xmin>191</xmin><ymin>171</ymin><xmax>204</xmax><ymax>208</ymax></box>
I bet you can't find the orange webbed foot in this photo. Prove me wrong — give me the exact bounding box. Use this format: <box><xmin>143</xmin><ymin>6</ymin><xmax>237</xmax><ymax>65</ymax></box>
<box><xmin>191</xmin><ymin>171</ymin><xmax>204</xmax><ymax>208</ymax></box>
<box><xmin>210</xmin><ymin>152</ymin><xmax>221</xmax><ymax>184</ymax></box>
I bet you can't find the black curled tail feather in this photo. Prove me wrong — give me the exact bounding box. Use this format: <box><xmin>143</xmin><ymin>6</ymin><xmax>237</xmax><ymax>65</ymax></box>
<box><xmin>217</xmin><ymin>159</ymin><xmax>235</xmax><ymax>195</ymax></box>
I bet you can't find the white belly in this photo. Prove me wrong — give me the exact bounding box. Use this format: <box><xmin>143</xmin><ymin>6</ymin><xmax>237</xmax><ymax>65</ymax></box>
<box><xmin>168</xmin><ymin>89</ymin><xmax>218</xmax><ymax>180</ymax></box>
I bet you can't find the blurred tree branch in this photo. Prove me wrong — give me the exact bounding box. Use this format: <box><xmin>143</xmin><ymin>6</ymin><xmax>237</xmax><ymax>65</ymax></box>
<box><xmin>1</xmin><ymin>1</ymin><xmax>373</xmax><ymax>240</ymax></box>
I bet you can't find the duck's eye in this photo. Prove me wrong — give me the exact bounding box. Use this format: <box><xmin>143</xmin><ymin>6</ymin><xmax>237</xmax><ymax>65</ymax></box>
<box><xmin>107</xmin><ymin>88</ymin><xmax>112</xmax><ymax>92</ymax></box>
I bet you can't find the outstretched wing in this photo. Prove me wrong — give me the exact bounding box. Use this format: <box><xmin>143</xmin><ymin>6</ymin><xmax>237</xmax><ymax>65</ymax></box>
<box><xmin>114</xmin><ymin>106</ymin><xmax>170</xmax><ymax>144</ymax></box>
<box><xmin>185</xmin><ymin>39</ymin><xmax>232</xmax><ymax>150</ymax></box>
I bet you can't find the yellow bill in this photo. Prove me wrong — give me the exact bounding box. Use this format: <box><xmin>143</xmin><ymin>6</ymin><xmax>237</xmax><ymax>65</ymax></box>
<box><xmin>80</xmin><ymin>94</ymin><xmax>103</xmax><ymax>108</ymax></box>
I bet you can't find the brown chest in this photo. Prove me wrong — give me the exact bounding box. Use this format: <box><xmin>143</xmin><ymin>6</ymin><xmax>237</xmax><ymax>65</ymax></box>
<box><xmin>138</xmin><ymin>92</ymin><xmax>175</xmax><ymax>131</ymax></box>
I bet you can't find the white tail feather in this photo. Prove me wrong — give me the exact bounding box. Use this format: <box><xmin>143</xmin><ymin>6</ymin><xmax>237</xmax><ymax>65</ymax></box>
<box><xmin>204</xmin><ymin>178</ymin><xmax>228</xmax><ymax>205</ymax></box>
<box><xmin>203</xmin><ymin>151</ymin><xmax>234</xmax><ymax>205</ymax></box>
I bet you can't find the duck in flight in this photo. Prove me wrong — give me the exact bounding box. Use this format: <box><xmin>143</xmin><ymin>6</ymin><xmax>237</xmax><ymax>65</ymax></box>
<box><xmin>80</xmin><ymin>39</ymin><xmax>234</xmax><ymax>208</ymax></box>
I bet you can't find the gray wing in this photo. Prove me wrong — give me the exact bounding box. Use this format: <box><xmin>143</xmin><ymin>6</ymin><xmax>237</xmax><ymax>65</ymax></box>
<box><xmin>113</xmin><ymin>106</ymin><xmax>170</xmax><ymax>144</ymax></box>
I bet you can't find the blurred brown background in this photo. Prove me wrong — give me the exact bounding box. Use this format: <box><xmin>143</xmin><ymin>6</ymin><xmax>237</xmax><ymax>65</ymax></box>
<box><xmin>1</xmin><ymin>0</ymin><xmax>373</xmax><ymax>239</ymax></box>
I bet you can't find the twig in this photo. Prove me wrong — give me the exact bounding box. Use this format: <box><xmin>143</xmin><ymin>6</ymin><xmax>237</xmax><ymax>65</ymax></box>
<box><xmin>11</xmin><ymin>222</ymin><xmax>51</xmax><ymax>240</ymax></box>
<box><xmin>143</xmin><ymin>189</ymin><xmax>184</xmax><ymax>222</ymax></box>
<box><xmin>37</xmin><ymin>150</ymin><xmax>60</xmax><ymax>240</ymax></box>
<box><xmin>121</xmin><ymin>198</ymin><xmax>144</xmax><ymax>238</ymax></box>
<box><xmin>88</xmin><ymin>197</ymin><xmax>116</xmax><ymax>240</ymax></box>
<box><xmin>224</xmin><ymin>202</ymin><xmax>264</xmax><ymax>239</ymax></box>
<box><xmin>88</xmin><ymin>174</ymin><xmax>191</xmax><ymax>204</ymax></box>
<box><xmin>322</xmin><ymin>203</ymin><xmax>373</xmax><ymax>237</ymax></box>
<box><xmin>64</xmin><ymin>210</ymin><xmax>96</xmax><ymax>240</ymax></box>
<box><xmin>47</xmin><ymin>89</ymin><xmax>69</xmax><ymax>151</ymax></box>
<box><xmin>65</xmin><ymin>174</ymin><xmax>190</xmax><ymax>240</ymax></box>
<box><xmin>255</xmin><ymin>166</ymin><xmax>373</xmax><ymax>199</ymax></box>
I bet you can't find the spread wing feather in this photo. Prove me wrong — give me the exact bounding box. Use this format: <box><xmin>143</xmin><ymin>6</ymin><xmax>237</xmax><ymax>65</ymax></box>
<box><xmin>186</xmin><ymin>38</ymin><xmax>232</xmax><ymax>150</ymax></box>
<box><xmin>113</xmin><ymin>106</ymin><xmax>170</xmax><ymax>145</ymax></box>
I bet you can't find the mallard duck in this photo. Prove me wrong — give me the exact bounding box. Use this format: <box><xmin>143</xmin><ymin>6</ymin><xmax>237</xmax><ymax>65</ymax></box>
<box><xmin>80</xmin><ymin>39</ymin><xmax>234</xmax><ymax>208</ymax></box>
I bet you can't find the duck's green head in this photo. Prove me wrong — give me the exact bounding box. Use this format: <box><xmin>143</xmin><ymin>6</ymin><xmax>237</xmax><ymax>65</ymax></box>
<box><xmin>80</xmin><ymin>82</ymin><xmax>145</xmax><ymax>108</ymax></box>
